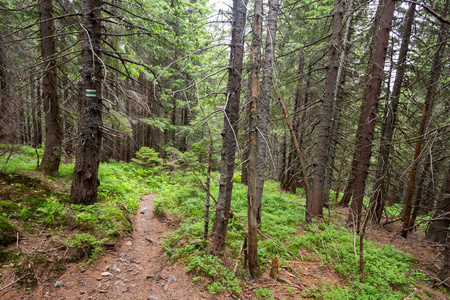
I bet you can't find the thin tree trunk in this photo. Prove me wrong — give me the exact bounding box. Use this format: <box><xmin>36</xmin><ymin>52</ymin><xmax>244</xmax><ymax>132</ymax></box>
<box><xmin>211</xmin><ymin>0</ymin><xmax>248</xmax><ymax>255</ymax></box>
<box><xmin>310</xmin><ymin>0</ymin><xmax>344</xmax><ymax>220</ymax></box>
<box><xmin>257</xmin><ymin>0</ymin><xmax>279</xmax><ymax>224</ymax></box>
<box><xmin>247</xmin><ymin>0</ymin><xmax>263</xmax><ymax>279</ymax></box>
<box><xmin>369</xmin><ymin>2</ymin><xmax>416</xmax><ymax>223</ymax></box>
<box><xmin>274</xmin><ymin>85</ymin><xmax>311</xmax><ymax>216</ymax></box>
<box><xmin>402</xmin><ymin>0</ymin><xmax>448</xmax><ymax>238</ymax></box>
<box><xmin>38</xmin><ymin>0</ymin><xmax>63</xmax><ymax>177</ymax></box>
<box><xmin>347</xmin><ymin>0</ymin><xmax>395</xmax><ymax>232</ymax></box>
<box><xmin>324</xmin><ymin>0</ymin><xmax>354</xmax><ymax>205</ymax></box>
<box><xmin>70</xmin><ymin>0</ymin><xmax>103</xmax><ymax>205</ymax></box>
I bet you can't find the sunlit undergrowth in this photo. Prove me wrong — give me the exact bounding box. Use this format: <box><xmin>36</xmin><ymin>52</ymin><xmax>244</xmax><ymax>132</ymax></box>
<box><xmin>154</xmin><ymin>170</ymin><xmax>427</xmax><ymax>299</ymax></box>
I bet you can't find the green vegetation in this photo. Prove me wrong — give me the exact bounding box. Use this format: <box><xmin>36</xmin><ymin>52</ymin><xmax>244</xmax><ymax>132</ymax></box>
<box><xmin>0</xmin><ymin>145</ymin><xmax>438</xmax><ymax>299</ymax></box>
<box><xmin>0</xmin><ymin>145</ymin><xmax>169</xmax><ymax>284</ymax></box>
<box><xmin>154</xmin><ymin>170</ymin><xmax>429</xmax><ymax>299</ymax></box>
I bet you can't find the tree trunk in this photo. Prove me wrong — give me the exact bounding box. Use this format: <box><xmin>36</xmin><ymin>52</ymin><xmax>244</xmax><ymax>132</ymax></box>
<box><xmin>325</xmin><ymin>0</ymin><xmax>354</xmax><ymax>205</ymax></box>
<box><xmin>402</xmin><ymin>0</ymin><xmax>448</xmax><ymax>238</ymax></box>
<box><xmin>257</xmin><ymin>0</ymin><xmax>279</xmax><ymax>224</ymax></box>
<box><xmin>425</xmin><ymin>165</ymin><xmax>450</xmax><ymax>244</ymax></box>
<box><xmin>247</xmin><ymin>0</ymin><xmax>263</xmax><ymax>279</ymax></box>
<box><xmin>70</xmin><ymin>0</ymin><xmax>103</xmax><ymax>205</ymax></box>
<box><xmin>310</xmin><ymin>0</ymin><xmax>344</xmax><ymax>220</ymax></box>
<box><xmin>0</xmin><ymin>40</ymin><xmax>8</xmax><ymax>142</ymax></box>
<box><xmin>347</xmin><ymin>0</ymin><xmax>395</xmax><ymax>231</ymax></box>
<box><xmin>211</xmin><ymin>0</ymin><xmax>248</xmax><ymax>255</ymax></box>
<box><xmin>38</xmin><ymin>0</ymin><xmax>63</xmax><ymax>177</ymax></box>
<box><xmin>369</xmin><ymin>2</ymin><xmax>415</xmax><ymax>223</ymax></box>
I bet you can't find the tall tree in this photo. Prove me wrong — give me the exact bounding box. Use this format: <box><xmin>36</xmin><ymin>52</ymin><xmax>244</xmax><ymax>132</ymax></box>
<box><xmin>401</xmin><ymin>0</ymin><xmax>449</xmax><ymax>238</ymax></box>
<box><xmin>247</xmin><ymin>0</ymin><xmax>263</xmax><ymax>279</ymax></box>
<box><xmin>38</xmin><ymin>0</ymin><xmax>63</xmax><ymax>177</ymax></box>
<box><xmin>369</xmin><ymin>2</ymin><xmax>416</xmax><ymax>223</ymax></box>
<box><xmin>257</xmin><ymin>0</ymin><xmax>279</xmax><ymax>222</ymax></box>
<box><xmin>211</xmin><ymin>0</ymin><xmax>248</xmax><ymax>255</ymax></box>
<box><xmin>70</xmin><ymin>0</ymin><xmax>103</xmax><ymax>205</ymax></box>
<box><xmin>309</xmin><ymin>0</ymin><xmax>344</xmax><ymax>221</ymax></box>
<box><xmin>347</xmin><ymin>0</ymin><xmax>395</xmax><ymax>231</ymax></box>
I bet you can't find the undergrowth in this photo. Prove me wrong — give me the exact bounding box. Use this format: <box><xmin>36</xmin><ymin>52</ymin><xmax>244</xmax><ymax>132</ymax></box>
<box><xmin>154</xmin><ymin>170</ymin><xmax>428</xmax><ymax>299</ymax></box>
<box><xmin>0</xmin><ymin>144</ymin><xmax>169</xmax><ymax>284</ymax></box>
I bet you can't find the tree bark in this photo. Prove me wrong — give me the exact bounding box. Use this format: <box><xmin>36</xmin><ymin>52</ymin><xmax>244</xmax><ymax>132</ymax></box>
<box><xmin>402</xmin><ymin>0</ymin><xmax>448</xmax><ymax>238</ymax></box>
<box><xmin>257</xmin><ymin>0</ymin><xmax>278</xmax><ymax>223</ymax></box>
<box><xmin>323</xmin><ymin>0</ymin><xmax>354</xmax><ymax>207</ymax></box>
<box><xmin>369</xmin><ymin>2</ymin><xmax>415</xmax><ymax>223</ymax></box>
<box><xmin>38</xmin><ymin>0</ymin><xmax>63</xmax><ymax>177</ymax></box>
<box><xmin>211</xmin><ymin>0</ymin><xmax>248</xmax><ymax>255</ymax></box>
<box><xmin>70</xmin><ymin>0</ymin><xmax>103</xmax><ymax>205</ymax></box>
<box><xmin>347</xmin><ymin>0</ymin><xmax>395</xmax><ymax>231</ymax></box>
<box><xmin>310</xmin><ymin>0</ymin><xmax>344</xmax><ymax>220</ymax></box>
<box><xmin>247</xmin><ymin>0</ymin><xmax>263</xmax><ymax>279</ymax></box>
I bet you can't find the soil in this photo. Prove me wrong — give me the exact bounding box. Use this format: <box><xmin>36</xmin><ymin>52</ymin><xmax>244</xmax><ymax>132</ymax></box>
<box><xmin>0</xmin><ymin>193</ymin><xmax>448</xmax><ymax>300</ymax></box>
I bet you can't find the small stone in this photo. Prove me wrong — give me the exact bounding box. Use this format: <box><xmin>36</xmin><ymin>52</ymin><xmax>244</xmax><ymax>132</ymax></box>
<box><xmin>54</xmin><ymin>281</ymin><xmax>64</xmax><ymax>287</ymax></box>
<box><xmin>96</xmin><ymin>277</ymin><xmax>102</xmax><ymax>281</ymax></box>
<box><xmin>101</xmin><ymin>272</ymin><xmax>112</xmax><ymax>277</ymax></box>
<box><xmin>105</xmin><ymin>265</ymin><xmax>110</xmax><ymax>271</ymax></box>
<box><xmin>112</xmin><ymin>265</ymin><xmax>120</xmax><ymax>272</ymax></box>
<box><xmin>126</xmin><ymin>241</ymin><xmax>132</xmax><ymax>246</ymax></box>
<box><xmin>147</xmin><ymin>296</ymin><xmax>159</xmax><ymax>300</ymax></box>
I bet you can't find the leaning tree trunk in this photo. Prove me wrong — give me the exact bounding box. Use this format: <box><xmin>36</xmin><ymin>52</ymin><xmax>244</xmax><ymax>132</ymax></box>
<box><xmin>247</xmin><ymin>0</ymin><xmax>263</xmax><ymax>279</ymax></box>
<box><xmin>211</xmin><ymin>0</ymin><xmax>248</xmax><ymax>255</ymax></box>
<box><xmin>402</xmin><ymin>0</ymin><xmax>448</xmax><ymax>238</ymax></box>
<box><xmin>369</xmin><ymin>2</ymin><xmax>415</xmax><ymax>223</ymax></box>
<box><xmin>347</xmin><ymin>0</ymin><xmax>395</xmax><ymax>232</ymax></box>
<box><xmin>425</xmin><ymin>165</ymin><xmax>450</xmax><ymax>244</ymax></box>
<box><xmin>70</xmin><ymin>0</ymin><xmax>103</xmax><ymax>205</ymax></box>
<box><xmin>38</xmin><ymin>0</ymin><xmax>63</xmax><ymax>177</ymax></box>
<box><xmin>309</xmin><ymin>0</ymin><xmax>344</xmax><ymax>221</ymax></box>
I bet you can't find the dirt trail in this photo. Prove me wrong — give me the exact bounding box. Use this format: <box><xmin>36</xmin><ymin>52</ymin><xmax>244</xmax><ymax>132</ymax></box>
<box><xmin>7</xmin><ymin>194</ymin><xmax>224</xmax><ymax>300</ymax></box>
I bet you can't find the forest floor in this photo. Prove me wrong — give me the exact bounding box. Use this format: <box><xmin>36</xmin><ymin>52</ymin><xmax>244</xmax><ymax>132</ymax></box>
<box><xmin>0</xmin><ymin>175</ymin><xmax>448</xmax><ymax>299</ymax></box>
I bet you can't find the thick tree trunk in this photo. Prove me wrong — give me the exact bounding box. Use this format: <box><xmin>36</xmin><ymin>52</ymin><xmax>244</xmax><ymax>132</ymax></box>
<box><xmin>402</xmin><ymin>0</ymin><xmax>448</xmax><ymax>238</ymax></box>
<box><xmin>247</xmin><ymin>0</ymin><xmax>263</xmax><ymax>279</ymax></box>
<box><xmin>425</xmin><ymin>166</ymin><xmax>450</xmax><ymax>244</ymax></box>
<box><xmin>70</xmin><ymin>0</ymin><xmax>103</xmax><ymax>205</ymax></box>
<box><xmin>347</xmin><ymin>0</ymin><xmax>395</xmax><ymax>231</ymax></box>
<box><xmin>38</xmin><ymin>0</ymin><xmax>63</xmax><ymax>177</ymax></box>
<box><xmin>369</xmin><ymin>3</ymin><xmax>415</xmax><ymax>223</ymax></box>
<box><xmin>211</xmin><ymin>0</ymin><xmax>248</xmax><ymax>255</ymax></box>
<box><xmin>310</xmin><ymin>0</ymin><xmax>344</xmax><ymax>220</ymax></box>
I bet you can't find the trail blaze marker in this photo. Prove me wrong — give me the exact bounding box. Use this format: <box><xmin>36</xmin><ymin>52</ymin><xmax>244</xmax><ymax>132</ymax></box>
<box><xmin>86</xmin><ymin>89</ymin><xmax>97</xmax><ymax>97</ymax></box>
